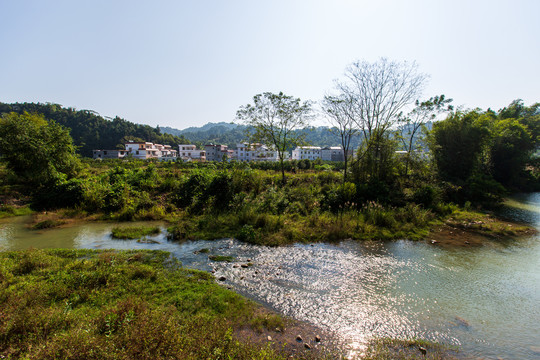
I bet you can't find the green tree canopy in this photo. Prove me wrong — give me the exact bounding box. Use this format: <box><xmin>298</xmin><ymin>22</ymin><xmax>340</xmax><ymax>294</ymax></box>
<box><xmin>0</xmin><ymin>112</ymin><xmax>81</xmax><ymax>186</ymax></box>
<box><xmin>428</xmin><ymin>111</ymin><xmax>491</xmax><ymax>183</ymax></box>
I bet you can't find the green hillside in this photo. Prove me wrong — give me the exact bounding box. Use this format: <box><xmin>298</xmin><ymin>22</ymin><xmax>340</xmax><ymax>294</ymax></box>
<box><xmin>0</xmin><ymin>102</ymin><xmax>189</xmax><ymax>157</ymax></box>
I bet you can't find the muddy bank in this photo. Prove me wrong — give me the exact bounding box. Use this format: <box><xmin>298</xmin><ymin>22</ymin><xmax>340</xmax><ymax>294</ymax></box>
<box><xmin>235</xmin><ymin>306</ymin><xmax>343</xmax><ymax>358</ymax></box>
<box><xmin>426</xmin><ymin>215</ymin><xmax>536</xmax><ymax>248</ymax></box>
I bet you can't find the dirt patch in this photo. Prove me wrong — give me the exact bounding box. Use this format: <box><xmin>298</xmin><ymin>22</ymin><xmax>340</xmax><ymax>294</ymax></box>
<box><xmin>235</xmin><ymin>306</ymin><xmax>343</xmax><ymax>358</ymax></box>
<box><xmin>426</xmin><ymin>217</ymin><xmax>536</xmax><ymax>248</ymax></box>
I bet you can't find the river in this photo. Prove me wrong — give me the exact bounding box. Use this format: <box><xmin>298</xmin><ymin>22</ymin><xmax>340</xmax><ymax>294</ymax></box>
<box><xmin>1</xmin><ymin>193</ymin><xmax>539</xmax><ymax>359</ymax></box>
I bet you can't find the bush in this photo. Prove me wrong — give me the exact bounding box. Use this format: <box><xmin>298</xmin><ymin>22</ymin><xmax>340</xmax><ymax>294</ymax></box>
<box><xmin>237</xmin><ymin>224</ymin><xmax>257</xmax><ymax>243</ymax></box>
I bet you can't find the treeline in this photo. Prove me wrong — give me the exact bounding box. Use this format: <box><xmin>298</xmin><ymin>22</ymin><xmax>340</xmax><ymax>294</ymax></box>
<box><xmin>0</xmin><ymin>102</ymin><xmax>190</xmax><ymax>157</ymax></box>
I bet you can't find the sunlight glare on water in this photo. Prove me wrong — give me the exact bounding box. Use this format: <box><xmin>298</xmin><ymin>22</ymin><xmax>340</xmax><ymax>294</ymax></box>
<box><xmin>1</xmin><ymin>193</ymin><xmax>539</xmax><ymax>359</ymax></box>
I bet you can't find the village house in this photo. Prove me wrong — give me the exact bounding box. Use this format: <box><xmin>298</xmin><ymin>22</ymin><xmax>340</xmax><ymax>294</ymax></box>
<box><xmin>93</xmin><ymin>141</ymin><xmax>176</xmax><ymax>160</ymax></box>
<box><xmin>178</xmin><ymin>144</ymin><xmax>206</xmax><ymax>161</ymax></box>
<box><xmin>235</xmin><ymin>143</ymin><xmax>279</xmax><ymax>162</ymax></box>
<box><xmin>204</xmin><ymin>144</ymin><xmax>233</xmax><ymax>162</ymax></box>
<box><xmin>291</xmin><ymin>146</ymin><xmax>322</xmax><ymax>161</ymax></box>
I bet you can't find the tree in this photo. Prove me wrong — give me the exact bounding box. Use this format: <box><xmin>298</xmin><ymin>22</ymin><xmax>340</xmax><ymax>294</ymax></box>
<box><xmin>428</xmin><ymin>110</ymin><xmax>491</xmax><ymax>183</ymax></box>
<box><xmin>321</xmin><ymin>94</ymin><xmax>358</xmax><ymax>183</ymax></box>
<box><xmin>236</xmin><ymin>92</ymin><xmax>312</xmax><ymax>184</ymax></box>
<box><xmin>398</xmin><ymin>95</ymin><xmax>453</xmax><ymax>176</ymax></box>
<box><xmin>490</xmin><ymin>118</ymin><xmax>534</xmax><ymax>187</ymax></box>
<box><xmin>334</xmin><ymin>58</ymin><xmax>427</xmax><ymax>180</ymax></box>
<box><xmin>0</xmin><ymin>112</ymin><xmax>81</xmax><ymax>187</ymax></box>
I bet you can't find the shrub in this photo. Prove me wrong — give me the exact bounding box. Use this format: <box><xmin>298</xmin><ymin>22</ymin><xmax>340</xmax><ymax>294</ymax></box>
<box><xmin>237</xmin><ymin>224</ymin><xmax>257</xmax><ymax>243</ymax></box>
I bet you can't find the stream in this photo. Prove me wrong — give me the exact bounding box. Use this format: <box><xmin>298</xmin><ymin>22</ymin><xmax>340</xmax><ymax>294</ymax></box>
<box><xmin>1</xmin><ymin>193</ymin><xmax>539</xmax><ymax>359</ymax></box>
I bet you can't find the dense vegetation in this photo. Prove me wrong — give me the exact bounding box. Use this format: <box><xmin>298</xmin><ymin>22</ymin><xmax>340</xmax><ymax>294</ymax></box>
<box><xmin>0</xmin><ymin>102</ymin><xmax>190</xmax><ymax>157</ymax></box>
<box><xmin>0</xmin><ymin>249</ymin><xmax>290</xmax><ymax>359</ymax></box>
<box><xmin>0</xmin><ymin>99</ymin><xmax>538</xmax><ymax>244</ymax></box>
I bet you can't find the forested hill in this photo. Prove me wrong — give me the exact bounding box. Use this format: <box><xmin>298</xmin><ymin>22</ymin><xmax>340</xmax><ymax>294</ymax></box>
<box><xmin>161</xmin><ymin>123</ymin><xmax>354</xmax><ymax>149</ymax></box>
<box><xmin>0</xmin><ymin>102</ymin><xmax>189</xmax><ymax>157</ymax></box>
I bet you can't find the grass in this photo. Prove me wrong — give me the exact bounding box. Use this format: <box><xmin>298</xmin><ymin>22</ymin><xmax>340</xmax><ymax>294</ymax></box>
<box><xmin>0</xmin><ymin>249</ymin><xmax>290</xmax><ymax>359</ymax></box>
<box><xmin>444</xmin><ymin>209</ymin><xmax>533</xmax><ymax>237</ymax></box>
<box><xmin>166</xmin><ymin>204</ymin><xmax>437</xmax><ymax>246</ymax></box>
<box><xmin>0</xmin><ymin>204</ymin><xmax>33</xmax><ymax>219</ymax></box>
<box><xmin>111</xmin><ymin>226</ymin><xmax>161</xmax><ymax>239</ymax></box>
<box><xmin>31</xmin><ymin>219</ymin><xmax>66</xmax><ymax>230</ymax></box>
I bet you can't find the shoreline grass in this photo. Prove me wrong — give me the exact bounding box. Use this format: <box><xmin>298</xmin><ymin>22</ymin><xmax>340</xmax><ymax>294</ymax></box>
<box><xmin>0</xmin><ymin>249</ymin><xmax>290</xmax><ymax>359</ymax></box>
<box><xmin>111</xmin><ymin>226</ymin><xmax>161</xmax><ymax>239</ymax></box>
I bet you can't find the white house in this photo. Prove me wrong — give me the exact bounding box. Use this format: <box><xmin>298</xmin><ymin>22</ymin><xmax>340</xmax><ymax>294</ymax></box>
<box><xmin>291</xmin><ymin>146</ymin><xmax>322</xmax><ymax>161</ymax></box>
<box><xmin>235</xmin><ymin>143</ymin><xmax>278</xmax><ymax>162</ymax></box>
<box><xmin>156</xmin><ymin>144</ymin><xmax>177</xmax><ymax>160</ymax></box>
<box><xmin>178</xmin><ymin>144</ymin><xmax>206</xmax><ymax>161</ymax></box>
<box><xmin>124</xmin><ymin>142</ymin><xmax>160</xmax><ymax>159</ymax></box>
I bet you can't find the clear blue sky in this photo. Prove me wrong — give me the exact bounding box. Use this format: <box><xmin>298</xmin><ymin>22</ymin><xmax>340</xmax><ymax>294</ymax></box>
<box><xmin>1</xmin><ymin>0</ymin><xmax>539</xmax><ymax>129</ymax></box>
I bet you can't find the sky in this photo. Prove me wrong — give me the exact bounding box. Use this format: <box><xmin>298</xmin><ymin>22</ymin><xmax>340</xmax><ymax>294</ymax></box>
<box><xmin>1</xmin><ymin>0</ymin><xmax>539</xmax><ymax>129</ymax></box>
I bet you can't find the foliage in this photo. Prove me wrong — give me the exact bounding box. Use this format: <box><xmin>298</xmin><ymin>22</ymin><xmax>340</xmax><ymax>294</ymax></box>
<box><xmin>237</xmin><ymin>92</ymin><xmax>312</xmax><ymax>184</ymax></box>
<box><xmin>428</xmin><ymin>110</ymin><xmax>490</xmax><ymax>183</ymax></box>
<box><xmin>0</xmin><ymin>249</ymin><xmax>287</xmax><ymax>359</ymax></box>
<box><xmin>0</xmin><ymin>102</ymin><xmax>189</xmax><ymax>157</ymax></box>
<box><xmin>0</xmin><ymin>112</ymin><xmax>81</xmax><ymax>188</ymax></box>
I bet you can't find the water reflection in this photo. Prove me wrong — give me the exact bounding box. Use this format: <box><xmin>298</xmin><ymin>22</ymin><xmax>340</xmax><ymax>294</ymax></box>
<box><xmin>0</xmin><ymin>193</ymin><xmax>539</xmax><ymax>359</ymax></box>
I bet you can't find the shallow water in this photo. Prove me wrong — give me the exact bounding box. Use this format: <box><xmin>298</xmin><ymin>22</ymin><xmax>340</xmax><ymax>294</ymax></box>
<box><xmin>1</xmin><ymin>194</ymin><xmax>539</xmax><ymax>359</ymax></box>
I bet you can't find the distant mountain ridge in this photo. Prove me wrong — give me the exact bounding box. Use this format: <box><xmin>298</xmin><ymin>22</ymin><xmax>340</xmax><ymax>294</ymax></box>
<box><xmin>161</xmin><ymin>122</ymin><xmax>350</xmax><ymax>148</ymax></box>
<box><xmin>161</xmin><ymin>122</ymin><xmax>238</xmax><ymax>136</ymax></box>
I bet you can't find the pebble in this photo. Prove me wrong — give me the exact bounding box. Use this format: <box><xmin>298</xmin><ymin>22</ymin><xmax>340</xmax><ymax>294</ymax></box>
<box><xmin>267</xmin><ymin>336</ymin><xmax>272</xmax><ymax>341</ymax></box>
<box><xmin>419</xmin><ymin>346</ymin><xmax>427</xmax><ymax>355</ymax></box>
<box><xmin>304</xmin><ymin>343</ymin><xmax>312</xmax><ymax>349</ymax></box>
<box><xmin>241</xmin><ymin>264</ymin><xmax>249</xmax><ymax>268</ymax></box>
<box><xmin>296</xmin><ymin>335</ymin><xmax>303</xmax><ymax>342</ymax></box>
<box><xmin>315</xmin><ymin>335</ymin><xmax>321</xmax><ymax>342</ymax></box>
<box><xmin>218</xmin><ymin>276</ymin><xmax>226</xmax><ymax>281</ymax></box>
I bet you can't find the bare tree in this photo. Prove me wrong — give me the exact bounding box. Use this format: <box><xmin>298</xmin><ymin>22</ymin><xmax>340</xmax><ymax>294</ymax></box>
<box><xmin>321</xmin><ymin>94</ymin><xmax>358</xmax><ymax>183</ymax></box>
<box><xmin>399</xmin><ymin>95</ymin><xmax>453</xmax><ymax>176</ymax></box>
<box><xmin>236</xmin><ymin>92</ymin><xmax>312</xmax><ymax>184</ymax></box>
<box><xmin>335</xmin><ymin>58</ymin><xmax>428</xmax><ymax>179</ymax></box>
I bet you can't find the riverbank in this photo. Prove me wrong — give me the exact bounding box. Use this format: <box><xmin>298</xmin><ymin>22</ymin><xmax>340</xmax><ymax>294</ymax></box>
<box><xmin>14</xmin><ymin>203</ymin><xmax>536</xmax><ymax>249</ymax></box>
<box><xmin>0</xmin><ymin>248</ymin><xmax>343</xmax><ymax>359</ymax></box>
<box><xmin>0</xmin><ymin>248</ymin><xmax>463</xmax><ymax>360</ymax></box>
<box><xmin>426</xmin><ymin>209</ymin><xmax>536</xmax><ymax>248</ymax></box>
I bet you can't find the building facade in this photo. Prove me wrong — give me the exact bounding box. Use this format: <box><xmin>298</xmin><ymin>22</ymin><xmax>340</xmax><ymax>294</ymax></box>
<box><xmin>235</xmin><ymin>143</ymin><xmax>278</xmax><ymax>162</ymax></box>
<box><xmin>291</xmin><ymin>146</ymin><xmax>322</xmax><ymax>160</ymax></box>
<box><xmin>204</xmin><ymin>144</ymin><xmax>232</xmax><ymax>162</ymax></box>
<box><xmin>178</xmin><ymin>144</ymin><xmax>206</xmax><ymax>161</ymax></box>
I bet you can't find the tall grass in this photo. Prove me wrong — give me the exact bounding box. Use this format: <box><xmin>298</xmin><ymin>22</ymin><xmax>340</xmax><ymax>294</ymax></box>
<box><xmin>0</xmin><ymin>249</ymin><xmax>288</xmax><ymax>359</ymax></box>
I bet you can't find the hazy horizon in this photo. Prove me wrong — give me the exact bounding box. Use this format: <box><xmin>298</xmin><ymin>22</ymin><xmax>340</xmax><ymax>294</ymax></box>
<box><xmin>1</xmin><ymin>0</ymin><xmax>539</xmax><ymax>130</ymax></box>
